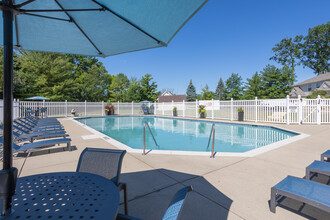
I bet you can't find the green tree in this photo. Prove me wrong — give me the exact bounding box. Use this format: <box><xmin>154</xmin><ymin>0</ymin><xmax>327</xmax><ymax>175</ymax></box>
<box><xmin>260</xmin><ymin>65</ymin><xmax>293</xmax><ymax>98</ymax></box>
<box><xmin>125</xmin><ymin>78</ymin><xmax>142</xmax><ymax>102</ymax></box>
<box><xmin>215</xmin><ymin>77</ymin><xmax>225</xmax><ymax>100</ymax></box>
<box><xmin>270</xmin><ymin>36</ymin><xmax>302</xmax><ymax>84</ymax></box>
<box><xmin>244</xmin><ymin>72</ymin><xmax>263</xmax><ymax>99</ymax></box>
<box><xmin>200</xmin><ymin>85</ymin><xmax>215</xmax><ymax>100</ymax></box>
<box><xmin>301</xmin><ymin>22</ymin><xmax>330</xmax><ymax>74</ymax></box>
<box><xmin>186</xmin><ymin>80</ymin><xmax>197</xmax><ymax>101</ymax></box>
<box><xmin>224</xmin><ymin>73</ymin><xmax>243</xmax><ymax>100</ymax></box>
<box><xmin>306</xmin><ymin>90</ymin><xmax>329</xmax><ymax>98</ymax></box>
<box><xmin>139</xmin><ymin>73</ymin><xmax>158</xmax><ymax>101</ymax></box>
<box><xmin>108</xmin><ymin>73</ymin><xmax>130</xmax><ymax>101</ymax></box>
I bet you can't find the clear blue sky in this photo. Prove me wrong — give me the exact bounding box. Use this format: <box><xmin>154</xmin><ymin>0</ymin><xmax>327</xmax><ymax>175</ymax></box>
<box><xmin>100</xmin><ymin>0</ymin><xmax>330</xmax><ymax>94</ymax></box>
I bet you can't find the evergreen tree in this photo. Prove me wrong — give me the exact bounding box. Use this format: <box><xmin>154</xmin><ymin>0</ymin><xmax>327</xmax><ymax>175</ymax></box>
<box><xmin>224</xmin><ymin>73</ymin><xmax>243</xmax><ymax>100</ymax></box>
<box><xmin>139</xmin><ymin>73</ymin><xmax>158</xmax><ymax>101</ymax></box>
<box><xmin>201</xmin><ymin>84</ymin><xmax>215</xmax><ymax>100</ymax></box>
<box><xmin>186</xmin><ymin>80</ymin><xmax>197</xmax><ymax>101</ymax></box>
<box><xmin>244</xmin><ymin>72</ymin><xmax>263</xmax><ymax>99</ymax></box>
<box><xmin>260</xmin><ymin>65</ymin><xmax>293</xmax><ymax>98</ymax></box>
<box><xmin>215</xmin><ymin>77</ymin><xmax>225</xmax><ymax>100</ymax></box>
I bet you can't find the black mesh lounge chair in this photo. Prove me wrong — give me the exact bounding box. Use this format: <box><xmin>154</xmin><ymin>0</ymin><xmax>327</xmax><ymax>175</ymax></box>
<box><xmin>0</xmin><ymin>136</ymin><xmax>72</xmax><ymax>158</ymax></box>
<box><xmin>270</xmin><ymin>175</ymin><xmax>330</xmax><ymax>213</ymax></box>
<box><xmin>117</xmin><ymin>186</ymin><xmax>193</xmax><ymax>220</ymax></box>
<box><xmin>76</xmin><ymin>148</ymin><xmax>128</xmax><ymax>214</ymax></box>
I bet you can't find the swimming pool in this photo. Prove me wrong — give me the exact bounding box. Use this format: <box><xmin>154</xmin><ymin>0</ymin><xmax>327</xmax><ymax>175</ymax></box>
<box><xmin>75</xmin><ymin>116</ymin><xmax>301</xmax><ymax>156</ymax></box>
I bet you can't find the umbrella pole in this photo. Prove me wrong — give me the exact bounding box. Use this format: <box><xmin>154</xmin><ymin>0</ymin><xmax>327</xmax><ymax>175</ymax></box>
<box><xmin>1</xmin><ymin>0</ymin><xmax>17</xmax><ymax>216</ymax></box>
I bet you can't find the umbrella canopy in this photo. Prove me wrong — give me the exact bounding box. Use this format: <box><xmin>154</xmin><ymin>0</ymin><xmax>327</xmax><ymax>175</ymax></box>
<box><xmin>25</xmin><ymin>96</ymin><xmax>50</xmax><ymax>100</ymax></box>
<box><xmin>1</xmin><ymin>0</ymin><xmax>207</xmax><ymax>56</ymax></box>
<box><xmin>140</xmin><ymin>100</ymin><xmax>152</xmax><ymax>103</ymax></box>
<box><xmin>0</xmin><ymin>0</ymin><xmax>208</xmax><ymax>216</ymax></box>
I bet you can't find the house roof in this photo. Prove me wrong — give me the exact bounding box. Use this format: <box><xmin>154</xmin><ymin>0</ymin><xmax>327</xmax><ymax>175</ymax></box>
<box><xmin>291</xmin><ymin>86</ymin><xmax>306</xmax><ymax>97</ymax></box>
<box><xmin>294</xmin><ymin>72</ymin><xmax>330</xmax><ymax>86</ymax></box>
<box><xmin>158</xmin><ymin>95</ymin><xmax>186</xmax><ymax>102</ymax></box>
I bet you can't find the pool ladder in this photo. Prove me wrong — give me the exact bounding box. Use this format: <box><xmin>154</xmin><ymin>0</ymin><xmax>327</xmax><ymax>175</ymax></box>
<box><xmin>143</xmin><ymin>122</ymin><xmax>158</xmax><ymax>155</ymax></box>
<box><xmin>208</xmin><ymin>123</ymin><xmax>216</xmax><ymax>158</ymax></box>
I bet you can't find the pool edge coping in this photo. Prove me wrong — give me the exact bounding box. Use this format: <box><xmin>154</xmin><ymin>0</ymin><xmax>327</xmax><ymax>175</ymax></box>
<box><xmin>70</xmin><ymin>116</ymin><xmax>309</xmax><ymax>157</ymax></box>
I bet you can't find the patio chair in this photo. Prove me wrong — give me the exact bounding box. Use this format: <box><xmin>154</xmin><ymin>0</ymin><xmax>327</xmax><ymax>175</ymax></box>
<box><xmin>15</xmin><ymin>120</ymin><xmax>63</xmax><ymax>132</ymax></box>
<box><xmin>321</xmin><ymin>150</ymin><xmax>330</xmax><ymax>162</ymax></box>
<box><xmin>76</xmin><ymin>148</ymin><xmax>128</xmax><ymax>214</ymax></box>
<box><xmin>116</xmin><ymin>186</ymin><xmax>193</xmax><ymax>220</ymax></box>
<box><xmin>270</xmin><ymin>175</ymin><xmax>330</xmax><ymax>213</ymax></box>
<box><xmin>0</xmin><ymin>136</ymin><xmax>72</xmax><ymax>158</ymax></box>
<box><xmin>306</xmin><ymin>160</ymin><xmax>330</xmax><ymax>180</ymax></box>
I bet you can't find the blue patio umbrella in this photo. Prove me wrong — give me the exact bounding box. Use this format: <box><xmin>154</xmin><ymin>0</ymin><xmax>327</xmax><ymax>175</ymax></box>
<box><xmin>0</xmin><ymin>0</ymin><xmax>208</xmax><ymax>216</ymax></box>
<box><xmin>140</xmin><ymin>100</ymin><xmax>152</xmax><ymax>103</ymax></box>
<box><xmin>25</xmin><ymin>96</ymin><xmax>50</xmax><ymax>101</ymax></box>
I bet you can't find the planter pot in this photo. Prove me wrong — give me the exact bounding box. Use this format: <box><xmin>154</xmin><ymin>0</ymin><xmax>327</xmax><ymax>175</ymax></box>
<box><xmin>200</xmin><ymin>112</ymin><xmax>205</xmax><ymax>118</ymax></box>
<box><xmin>173</xmin><ymin>110</ymin><xmax>177</xmax><ymax>116</ymax></box>
<box><xmin>105</xmin><ymin>111</ymin><xmax>110</xmax><ymax>115</ymax></box>
<box><xmin>110</xmin><ymin>109</ymin><xmax>115</xmax><ymax>115</ymax></box>
<box><xmin>238</xmin><ymin>112</ymin><xmax>244</xmax><ymax>121</ymax></box>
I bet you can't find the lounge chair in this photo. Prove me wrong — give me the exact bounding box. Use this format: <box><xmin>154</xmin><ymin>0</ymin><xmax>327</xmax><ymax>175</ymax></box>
<box><xmin>13</xmin><ymin>124</ymin><xmax>65</xmax><ymax>136</ymax></box>
<box><xmin>15</xmin><ymin>120</ymin><xmax>63</xmax><ymax>131</ymax></box>
<box><xmin>0</xmin><ymin>136</ymin><xmax>72</xmax><ymax>158</ymax></box>
<box><xmin>117</xmin><ymin>186</ymin><xmax>193</xmax><ymax>220</ymax></box>
<box><xmin>76</xmin><ymin>148</ymin><xmax>128</xmax><ymax>214</ymax></box>
<box><xmin>321</xmin><ymin>150</ymin><xmax>330</xmax><ymax>162</ymax></box>
<box><xmin>270</xmin><ymin>175</ymin><xmax>330</xmax><ymax>213</ymax></box>
<box><xmin>306</xmin><ymin>160</ymin><xmax>330</xmax><ymax>180</ymax></box>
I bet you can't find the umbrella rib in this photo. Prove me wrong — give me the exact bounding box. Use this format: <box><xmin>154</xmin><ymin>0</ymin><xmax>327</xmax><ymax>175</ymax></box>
<box><xmin>53</xmin><ymin>0</ymin><xmax>103</xmax><ymax>56</ymax></box>
<box><xmin>16</xmin><ymin>0</ymin><xmax>36</xmax><ymax>9</ymax></box>
<box><xmin>13</xmin><ymin>0</ymin><xmax>20</xmax><ymax>47</ymax></box>
<box><xmin>24</xmin><ymin>12</ymin><xmax>71</xmax><ymax>22</ymax></box>
<box><xmin>89</xmin><ymin>0</ymin><xmax>165</xmax><ymax>46</ymax></box>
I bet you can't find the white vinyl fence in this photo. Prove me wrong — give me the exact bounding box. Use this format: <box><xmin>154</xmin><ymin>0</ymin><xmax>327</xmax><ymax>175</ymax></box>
<box><xmin>1</xmin><ymin>95</ymin><xmax>330</xmax><ymax>125</ymax></box>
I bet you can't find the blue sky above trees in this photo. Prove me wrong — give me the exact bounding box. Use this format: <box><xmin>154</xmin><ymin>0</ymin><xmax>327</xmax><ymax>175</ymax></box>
<box><xmin>100</xmin><ymin>0</ymin><xmax>330</xmax><ymax>94</ymax></box>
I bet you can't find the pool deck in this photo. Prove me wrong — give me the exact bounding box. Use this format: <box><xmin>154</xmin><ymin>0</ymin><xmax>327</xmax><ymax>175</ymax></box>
<box><xmin>15</xmin><ymin>117</ymin><xmax>330</xmax><ymax>220</ymax></box>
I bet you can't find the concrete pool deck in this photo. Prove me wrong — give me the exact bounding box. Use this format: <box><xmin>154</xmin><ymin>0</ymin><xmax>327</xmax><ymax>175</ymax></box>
<box><xmin>15</xmin><ymin>117</ymin><xmax>330</xmax><ymax>220</ymax></box>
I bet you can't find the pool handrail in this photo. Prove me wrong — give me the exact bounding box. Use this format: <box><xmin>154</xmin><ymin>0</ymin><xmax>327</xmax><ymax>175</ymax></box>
<box><xmin>143</xmin><ymin>122</ymin><xmax>158</xmax><ymax>155</ymax></box>
<box><xmin>207</xmin><ymin>123</ymin><xmax>216</xmax><ymax>158</ymax></box>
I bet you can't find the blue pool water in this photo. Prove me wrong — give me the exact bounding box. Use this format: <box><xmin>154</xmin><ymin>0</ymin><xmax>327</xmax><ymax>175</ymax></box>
<box><xmin>75</xmin><ymin>116</ymin><xmax>297</xmax><ymax>153</ymax></box>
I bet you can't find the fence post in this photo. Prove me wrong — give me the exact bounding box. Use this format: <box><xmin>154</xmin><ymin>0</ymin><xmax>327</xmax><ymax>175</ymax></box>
<box><xmin>162</xmin><ymin>102</ymin><xmax>164</xmax><ymax>115</ymax></box>
<box><xmin>298</xmin><ymin>95</ymin><xmax>302</xmax><ymax>124</ymax></box>
<box><xmin>231</xmin><ymin>98</ymin><xmax>233</xmax><ymax>121</ymax></box>
<box><xmin>65</xmin><ymin>100</ymin><xmax>68</xmax><ymax>117</ymax></box>
<box><xmin>286</xmin><ymin>95</ymin><xmax>290</xmax><ymax>125</ymax></box>
<box><xmin>102</xmin><ymin>101</ymin><xmax>104</xmax><ymax>116</ymax></box>
<box><xmin>118</xmin><ymin>101</ymin><xmax>120</xmax><ymax>115</ymax></box>
<box><xmin>154</xmin><ymin>101</ymin><xmax>157</xmax><ymax>115</ymax></box>
<box><xmin>255</xmin><ymin>97</ymin><xmax>258</xmax><ymax>123</ymax></box>
<box><xmin>172</xmin><ymin>100</ymin><xmax>174</xmax><ymax>116</ymax></box>
<box><xmin>317</xmin><ymin>95</ymin><xmax>321</xmax><ymax>125</ymax></box>
<box><xmin>212</xmin><ymin>99</ymin><xmax>214</xmax><ymax>119</ymax></box>
<box><xmin>183</xmin><ymin>100</ymin><xmax>185</xmax><ymax>117</ymax></box>
<box><xmin>132</xmin><ymin>101</ymin><xmax>134</xmax><ymax>115</ymax></box>
<box><xmin>195</xmin><ymin>100</ymin><xmax>198</xmax><ymax>118</ymax></box>
<box><xmin>84</xmin><ymin>100</ymin><xmax>87</xmax><ymax>116</ymax></box>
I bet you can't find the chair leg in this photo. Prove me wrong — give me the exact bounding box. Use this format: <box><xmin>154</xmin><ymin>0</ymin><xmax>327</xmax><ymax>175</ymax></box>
<box><xmin>123</xmin><ymin>184</ymin><xmax>128</xmax><ymax>215</ymax></box>
<box><xmin>270</xmin><ymin>188</ymin><xmax>277</xmax><ymax>213</ymax></box>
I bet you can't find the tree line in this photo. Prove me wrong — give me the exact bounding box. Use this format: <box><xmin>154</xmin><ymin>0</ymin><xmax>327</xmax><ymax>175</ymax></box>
<box><xmin>0</xmin><ymin>49</ymin><xmax>159</xmax><ymax>102</ymax></box>
<box><xmin>186</xmin><ymin>22</ymin><xmax>329</xmax><ymax>101</ymax></box>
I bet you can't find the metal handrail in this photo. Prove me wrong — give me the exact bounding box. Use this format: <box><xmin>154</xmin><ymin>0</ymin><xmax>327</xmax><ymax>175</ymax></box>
<box><xmin>207</xmin><ymin>123</ymin><xmax>216</xmax><ymax>158</ymax></box>
<box><xmin>143</xmin><ymin>122</ymin><xmax>158</xmax><ymax>155</ymax></box>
